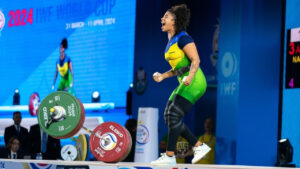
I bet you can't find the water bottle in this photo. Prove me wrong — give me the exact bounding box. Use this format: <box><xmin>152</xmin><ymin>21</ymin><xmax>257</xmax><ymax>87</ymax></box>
<box><xmin>36</xmin><ymin>153</ymin><xmax>42</xmax><ymax>160</ymax></box>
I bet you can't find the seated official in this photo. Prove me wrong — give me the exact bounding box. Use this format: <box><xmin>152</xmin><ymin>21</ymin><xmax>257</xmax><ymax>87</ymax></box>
<box><xmin>3</xmin><ymin>136</ymin><xmax>24</xmax><ymax>159</ymax></box>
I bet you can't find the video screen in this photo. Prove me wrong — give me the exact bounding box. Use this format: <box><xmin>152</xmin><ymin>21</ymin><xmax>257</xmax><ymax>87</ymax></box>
<box><xmin>0</xmin><ymin>0</ymin><xmax>136</xmax><ymax>107</ymax></box>
<box><xmin>285</xmin><ymin>28</ymin><xmax>300</xmax><ymax>89</ymax></box>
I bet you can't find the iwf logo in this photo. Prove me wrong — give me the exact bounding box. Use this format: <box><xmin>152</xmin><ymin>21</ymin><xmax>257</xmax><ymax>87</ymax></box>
<box><xmin>221</xmin><ymin>52</ymin><xmax>237</xmax><ymax>78</ymax></box>
<box><xmin>0</xmin><ymin>10</ymin><xmax>5</xmax><ymax>32</ymax></box>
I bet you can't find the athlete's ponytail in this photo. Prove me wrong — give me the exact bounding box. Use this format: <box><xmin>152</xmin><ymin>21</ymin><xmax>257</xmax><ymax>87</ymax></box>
<box><xmin>61</xmin><ymin>38</ymin><xmax>68</xmax><ymax>49</ymax></box>
<box><xmin>167</xmin><ymin>4</ymin><xmax>190</xmax><ymax>35</ymax></box>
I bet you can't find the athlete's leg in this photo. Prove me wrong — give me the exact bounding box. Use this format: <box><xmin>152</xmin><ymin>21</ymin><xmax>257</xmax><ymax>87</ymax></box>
<box><xmin>57</xmin><ymin>78</ymin><xmax>66</xmax><ymax>91</ymax></box>
<box><xmin>165</xmin><ymin>94</ymin><xmax>196</xmax><ymax>152</ymax></box>
<box><xmin>151</xmin><ymin>89</ymin><xmax>178</xmax><ymax>166</ymax></box>
<box><xmin>65</xmin><ymin>73</ymin><xmax>74</xmax><ymax>95</ymax></box>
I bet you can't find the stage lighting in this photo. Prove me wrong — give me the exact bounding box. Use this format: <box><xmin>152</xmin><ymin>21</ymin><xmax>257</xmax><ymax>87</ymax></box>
<box><xmin>276</xmin><ymin>138</ymin><xmax>295</xmax><ymax>167</ymax></box>
<box><xmin>13</xmin><ymin>89</ymin><xmax>20</xmax><ymax>105</ymax></box>
<box><xmin>92</xmin><ymin>91</ymin><xmax>100</xmax><ymax>103</ymax></box>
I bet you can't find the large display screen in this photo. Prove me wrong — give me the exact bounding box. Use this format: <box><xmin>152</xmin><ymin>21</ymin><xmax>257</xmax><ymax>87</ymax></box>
<box><xmin>285</xmin><ymin>28</ymin><xmax>300</xmax><ymax>89</ymax></box>
<box><xmin>0</xmin><ymin>0</ymin><xmax>136</xmax><ymax>107</ymax></box>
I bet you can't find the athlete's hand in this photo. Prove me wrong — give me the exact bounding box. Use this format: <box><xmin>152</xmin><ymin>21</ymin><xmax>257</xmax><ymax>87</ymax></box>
<box><xmin>153</xmin><ymin>72</ymin><xmax>164</xmax><ymax>82</ymax></box>
<box><xmin>51</xmin><ymin>85</ymin><xmax>55</xmax><ymax>90</ymax></box>
<box><xmin>182</xmin><ymin>76</ymin><xmax>192</xmax><ymax>86</ymax></box>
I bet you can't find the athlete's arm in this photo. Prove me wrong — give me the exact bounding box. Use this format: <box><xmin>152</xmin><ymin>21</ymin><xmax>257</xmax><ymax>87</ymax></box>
<box><xmin>52</xmin><ymin>66</ymin><xmax>58</xmax><ymax>89</ymax></box>
<box><xmin>162</xmin><ymin>69</ymin><xmax>176</xmax><ymax>79</ymax></box>
<box><xmin>69</xmin><ymin>61</ymin><xmax>74</xmax><ymax>87</ymax></box>
<box><xmin>153</xmin><ymin>69</ymin><xmax>176</xmax><ymax>83</ymax></box>
<box><xmin>182</xmin><ymin>42</ymin><xmax>200</xmax><ymax>86</ymax></box>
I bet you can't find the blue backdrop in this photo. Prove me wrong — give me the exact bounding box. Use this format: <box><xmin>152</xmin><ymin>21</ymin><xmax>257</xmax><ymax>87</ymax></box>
<box><xmin>216</xmin><ymin>0</ymin><xmax>282</xmax><ymax>166</ymax></box>
<box><xmin>0</xmin><ymin>0</ymin><xmax>136</xmax><ymax>107</ymax></box>
<box><xmin>282</xmin><ymin>0</ymin><xmax>300</xmax><ymax>166</ymax></box>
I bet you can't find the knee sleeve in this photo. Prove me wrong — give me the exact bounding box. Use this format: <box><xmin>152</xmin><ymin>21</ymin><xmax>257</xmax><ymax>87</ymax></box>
<box><xmin>164</xmin><ymin>94</ymin><xmax>193</xmax><ymax>130</ymax></box>
<box><xmin>164</xmin><ymin>103</ymin><xmax>184</xmax><ymax>130</ymax></box>
<box><xmin>163</xmin><ymin>101</ymin><xmax>172</xmax><ymax>117</ymax></box>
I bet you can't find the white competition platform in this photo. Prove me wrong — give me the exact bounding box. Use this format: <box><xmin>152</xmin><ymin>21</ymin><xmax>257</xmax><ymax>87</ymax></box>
<box><xmin>0</xmin><ymin>159</ymin><xmax>296</xmax><ymax>169</ymax></box>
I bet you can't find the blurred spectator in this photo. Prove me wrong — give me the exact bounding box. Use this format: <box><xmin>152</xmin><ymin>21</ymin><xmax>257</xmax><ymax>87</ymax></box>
<box><xmin>28</xmin><ymin>124</ymin><xmax>61</xmax><ymax>160</ymax></box>
<box><xmin>196</xmin><ymin>117</ymin><xmax>215</xmax><ymax>164</ymax></box>
<box><xmin>4</xmin><ymin>111</ymin><xmax>28</xmax><ymax>153</ymax></box>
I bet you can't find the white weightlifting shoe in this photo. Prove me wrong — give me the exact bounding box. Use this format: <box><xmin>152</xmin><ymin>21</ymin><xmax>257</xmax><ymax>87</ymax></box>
<box><xmin>150</xmin><ymin>153</ymin><xmax>176</xmax><ymax>166</ymax></box>
<box><xmin>192</xmin><ymin>143</ymin><xmax>211</xmax><ymax>164</ymax></box>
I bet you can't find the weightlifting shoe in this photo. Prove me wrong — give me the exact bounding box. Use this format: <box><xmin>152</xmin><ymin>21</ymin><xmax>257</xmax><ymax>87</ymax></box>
<box><xmin>150</xmin><ymin>153</ymin><xmax>176</xmax><ymax>166</ymax></box>
<box><xmin>192</xmin><ymin>143</ymin><xmax>211</xmax><ymax>164</ymax></box>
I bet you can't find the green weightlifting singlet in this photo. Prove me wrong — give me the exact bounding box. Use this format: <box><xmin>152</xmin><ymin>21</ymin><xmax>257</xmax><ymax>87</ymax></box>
<box><xmin>164</xmin><ymin>31</ymin><xmax>207</xmax><ymax>104</ymax></box>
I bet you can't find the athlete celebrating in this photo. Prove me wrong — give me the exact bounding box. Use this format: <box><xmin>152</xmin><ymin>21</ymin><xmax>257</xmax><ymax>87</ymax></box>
<box><xmin>151</xmin><ymin>4</ymin><xmax>211</xmax><ymax>166</ymax></box>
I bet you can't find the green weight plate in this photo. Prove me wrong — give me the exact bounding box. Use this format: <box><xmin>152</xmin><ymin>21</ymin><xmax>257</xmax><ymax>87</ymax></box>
<box><xmin>63</xmin><ymin>98</ymin><xmax>85</xmax><ymax>138</ymax></box>
<box><xmin>38</xmin><ymin>91</ymin><xmax>82</xmax><ymax>139</ymax></box>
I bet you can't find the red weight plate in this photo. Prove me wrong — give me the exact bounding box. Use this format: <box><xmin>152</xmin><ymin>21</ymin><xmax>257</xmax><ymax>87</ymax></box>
<box><xmin>29</xmin><ymin>92</ymin><xmax>40</xmax><ymax>116</ymax></box>
<box><xmin>118</xmin><ymin>127</ymin><xmax>132</xmax><ymax>162</ymax></box>
<box><xmin>89</xmin><ymin>122</ymin><xmax>132</xmax><ymax>163</ymax></box>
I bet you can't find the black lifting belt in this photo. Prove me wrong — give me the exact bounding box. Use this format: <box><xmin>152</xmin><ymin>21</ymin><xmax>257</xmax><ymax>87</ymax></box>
<box><xmin>175</xmin><ymin>65</ymin><xmax>190</xmax><ymax>77</ymax></box>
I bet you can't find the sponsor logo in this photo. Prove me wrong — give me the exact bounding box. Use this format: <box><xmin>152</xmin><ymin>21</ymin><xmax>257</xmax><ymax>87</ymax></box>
<box><xmin>100</xmin><ymin>132</ymin><xmax>117</xmax><ymax>150</ymax></box>
<box><xmin>23</xmin><ymin>163</ymin><xmax>53</xmax><ymax>169</ymax></box>
<box><xmin>136</xmin><ymin>124</ymin><xmax>149</xmax><ymax>144</ymax></box>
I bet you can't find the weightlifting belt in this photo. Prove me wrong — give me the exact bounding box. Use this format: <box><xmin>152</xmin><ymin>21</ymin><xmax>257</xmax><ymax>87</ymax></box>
<box><xmin>175</xmin><ymin>65</ymin><xmax>190</xmax><ymax>77</ymax></box>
